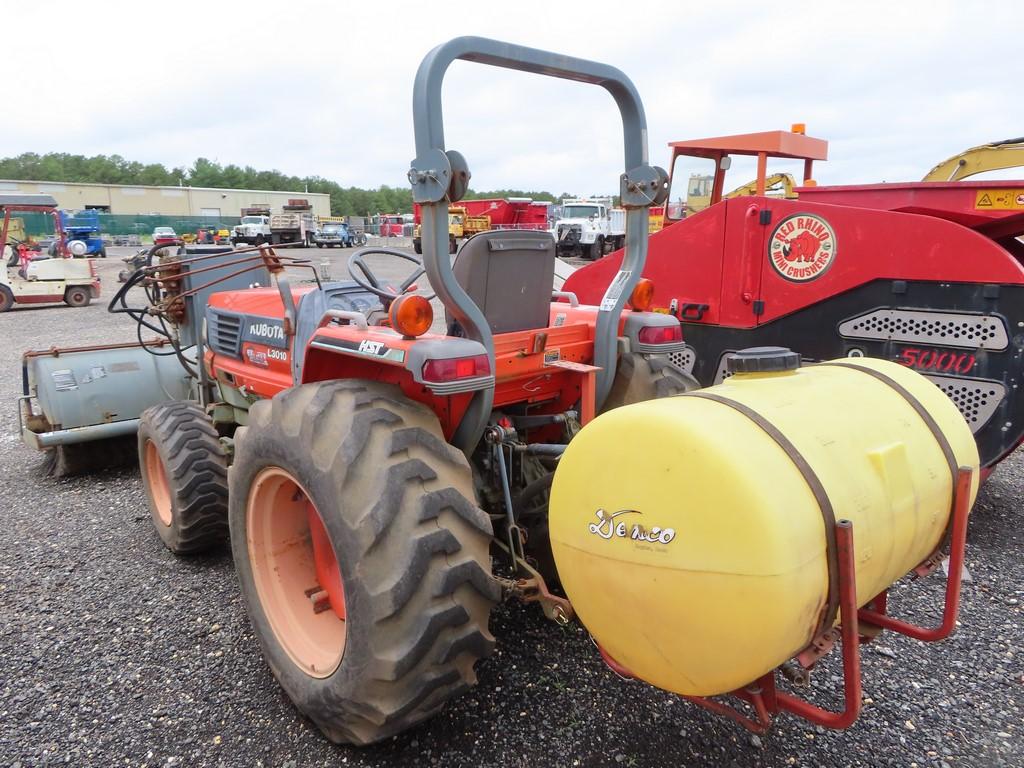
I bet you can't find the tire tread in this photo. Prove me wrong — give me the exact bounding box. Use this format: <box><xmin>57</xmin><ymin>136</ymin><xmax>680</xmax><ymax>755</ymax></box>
<box><xmin>139</xmin><ymin>401</ymin><xmax>229</xmax><ymax>553</ymax></box>
<box><xmin>230</xmin><ymin>379</ymin><xmax>495</xmax><ymax>745</ymax></box>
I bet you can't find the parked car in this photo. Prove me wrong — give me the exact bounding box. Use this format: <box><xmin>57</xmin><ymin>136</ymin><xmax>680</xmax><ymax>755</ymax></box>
<box><xmin>313</xmin><ymin>222</ymin><xmax>355</xmax><ymax>248</ymax></box>
<box><xmin>152</xmin><ymin>227</ymin><xmax>178</xmax><ymax>246</ymax></box>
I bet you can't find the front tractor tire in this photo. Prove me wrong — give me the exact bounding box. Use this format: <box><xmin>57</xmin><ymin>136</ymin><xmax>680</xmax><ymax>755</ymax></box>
<box><xmin>601</xmin><ymin>352</ymin><xmax>700</xmax><ymax>412</ymax></box>
<box><xmin>137</xmin><ymin>401</ymin><xmax>230</xmax><ymax>554</ymax></box>
<box><xmin>229</xmin><ymin>380</ymin><xmax>498</xmax><ymax>745</ymax></box>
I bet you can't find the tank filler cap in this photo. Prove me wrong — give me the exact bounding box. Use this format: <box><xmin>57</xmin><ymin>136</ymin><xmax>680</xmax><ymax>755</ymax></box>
<box><xmin>727</xmin><ymin>346</ymin><xmax>801</xmax><ymax>374</ymax></box>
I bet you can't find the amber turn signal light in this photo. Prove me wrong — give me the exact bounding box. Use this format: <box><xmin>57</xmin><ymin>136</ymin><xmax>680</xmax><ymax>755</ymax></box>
<box><xmin>628</xmin><ymin>278</ymin><xmax>655</xmax><ymax>311</ymax></box>
<box><xmin>389</xmin><ymin>294</ymin><xmax>433</xmax><ymax>337</ymax></box>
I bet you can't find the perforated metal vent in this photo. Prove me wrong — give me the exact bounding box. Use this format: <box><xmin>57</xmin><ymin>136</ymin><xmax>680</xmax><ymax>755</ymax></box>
<box><xmin>207</xmin><ymin>310</ymin><xmax>242</xmax><ymax>358</ymax></box>
<box><xmin>838</xmin><ymin>309</ymin><xmax>1008</xmax><ymax>350</ymax></box>
<box><xmin>925</xmin><ymin>374</ymin><xmax>1006</xmax><ymax>432</ymax></box>
<box><xmin>713</xmin><ymin>352</ymin><xmax>736</xmax><ymax>384</ymax></box>
<box><xmin>668</xmin><ymin>345</ymin><xmax>696</xmax><ymax>374</ymax></box>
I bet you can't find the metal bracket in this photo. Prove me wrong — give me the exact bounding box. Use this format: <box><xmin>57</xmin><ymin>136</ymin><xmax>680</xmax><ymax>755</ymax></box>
<box><xmin>620</xmin><ymin>164</ymin><xmax>669</xmax><ymax>208</ymax></box>
<box><xmin>681</xmin><ymin>465</ymin><xmax>975</xmax><ymax>734</ymax></box>
<box><xmin>408</xmin><ymin>148</ymin><xmax>453</xmax><ymax>203</ymax></box>
<box><xmin>494</xmin><ymin>553</ymin><xmax>574</xmax><ymax>626</ymax></box>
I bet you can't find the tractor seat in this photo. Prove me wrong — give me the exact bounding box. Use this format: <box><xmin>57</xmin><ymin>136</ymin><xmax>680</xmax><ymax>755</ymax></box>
<box><xmin>290</xmin><ymin>281</ymin><xmax>380</xmax><ymax>380</ymax></box>
<box><xmin>447</xmin><ymin>230</ymin><xmax>556</xmax><ymax>335</ymax></box>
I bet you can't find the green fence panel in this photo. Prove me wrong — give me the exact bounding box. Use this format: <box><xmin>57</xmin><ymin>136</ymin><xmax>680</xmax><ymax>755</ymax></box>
<box><xmin>18</xmin><ymin>213</ymin><xmax>242</xmax><ymax>237</ymax></box>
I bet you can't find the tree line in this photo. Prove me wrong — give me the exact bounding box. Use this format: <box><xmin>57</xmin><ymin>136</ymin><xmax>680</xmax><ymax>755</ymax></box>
<box><xmin>0</xmin><ymin>152</ymin><xmax>564</xmax><ymax>216</ymax></box>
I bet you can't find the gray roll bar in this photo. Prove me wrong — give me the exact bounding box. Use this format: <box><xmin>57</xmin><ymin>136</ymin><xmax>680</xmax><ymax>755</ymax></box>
<box><xmin>408</xmin><ymin>36</ymin><xmax>667</xmax><ymax>453</ymax></box>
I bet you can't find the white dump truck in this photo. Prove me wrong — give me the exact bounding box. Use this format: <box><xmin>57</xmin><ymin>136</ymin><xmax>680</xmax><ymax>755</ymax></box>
<box><xmin>232</xmin><ymin>207</ymin><xmax>273</xmax><ymax>246</ymax></box>
<box><xmin>271</xmin><ymin>199</ymin><xmax>317</xmax><ymax>246</ymax></box>
<box><xmin>551</xmin><ymin>198</ymin><xmax>625</xmax><ymax>259</ymax></box>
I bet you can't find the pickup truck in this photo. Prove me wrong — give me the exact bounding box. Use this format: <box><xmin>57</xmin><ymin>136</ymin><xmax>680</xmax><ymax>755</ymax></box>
<box><xmin>314</xmin><ymin>222</ymin><xmax>355</xmax><ymax>248</ymax></box>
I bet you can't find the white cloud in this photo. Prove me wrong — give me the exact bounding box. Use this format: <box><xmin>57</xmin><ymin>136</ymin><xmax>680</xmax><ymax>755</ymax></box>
<box><xmin>5</xmin><ymin>0</ymin><xmax>1023</xmax><ymax>194</ymax></box>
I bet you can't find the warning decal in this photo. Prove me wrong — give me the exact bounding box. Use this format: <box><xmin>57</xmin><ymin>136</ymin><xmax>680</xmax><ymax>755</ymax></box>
<box><xmin>599</xmin><ymin>270</ymin><xmax>632</xmax><ymax>311</ymax></box>
<box><xmin>974</xmin><ymin>189</ymin><xmax>1024</xmax><ymax>210</ymax></box>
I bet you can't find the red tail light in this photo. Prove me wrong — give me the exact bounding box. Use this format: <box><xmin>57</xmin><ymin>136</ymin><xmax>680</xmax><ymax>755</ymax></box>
<box><xmin>422</xmin><ymin>354</ymin><xmax>491</xmax><ymax>382</ymax></box>
<box><xmin>638</xmin><ymin>324</ymin><xmax>683</xmax><ymax>345</ymax></box>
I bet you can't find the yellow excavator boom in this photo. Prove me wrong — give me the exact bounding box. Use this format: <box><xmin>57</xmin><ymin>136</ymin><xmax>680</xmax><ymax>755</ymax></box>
<box><xmin>923</xmin><ymin>137</ymin><xmax>1024</xmax><ymax>181</ymax></box>
<box><xmin>685</xmin><ymin>172</ymin><xmax>797</xmax><ymax>215</ymax></box>
<box><xmin>724</xmin><ymin>172</ymin><xmax>797</xmax><ymax>199</ymax></box>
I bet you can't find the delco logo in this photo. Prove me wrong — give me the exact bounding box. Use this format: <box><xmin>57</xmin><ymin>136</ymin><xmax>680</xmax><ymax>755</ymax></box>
<box><xmin>358</xmin><ymin>340</ymin><xmax>387</xmax><ymax>355</ymax></box>
<box><xmin>588</xmin><ymin>509</ymin><xmax>676</xmax><ymax>545</ymax></box>
<box><xmin>248</xmin><ymin>321</ymin><xmax>285</xmax><ymax>341</ymax></box>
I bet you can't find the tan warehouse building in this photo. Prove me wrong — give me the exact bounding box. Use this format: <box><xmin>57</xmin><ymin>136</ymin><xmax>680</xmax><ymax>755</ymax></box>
<box><xmin>0</xmin><ymin>179</ymin><xmax>331</xmax><ymax>218</ymax></box>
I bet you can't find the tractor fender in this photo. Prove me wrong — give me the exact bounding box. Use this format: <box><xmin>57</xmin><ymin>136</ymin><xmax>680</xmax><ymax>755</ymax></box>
<box><xmin>302</xmin><ymin>331</ymin><xmax>493</xmax><ymax>396</ymax></box>
<box><xmin>300</xmin><ymin>330</ymin><xmax>493</xmax><ymax>442</ymax></box>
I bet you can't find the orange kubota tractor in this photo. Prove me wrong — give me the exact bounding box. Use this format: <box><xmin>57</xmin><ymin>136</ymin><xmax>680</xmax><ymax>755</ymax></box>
<box><xmin>87</xmin><ymin>37</ymin><xmax>686</xmax><ymax>744</ymax></box>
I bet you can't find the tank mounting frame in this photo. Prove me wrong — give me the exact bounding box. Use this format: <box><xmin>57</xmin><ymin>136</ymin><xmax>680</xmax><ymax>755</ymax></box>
<box><xmin>673</xmin><ymin>465</ymin><xmax>973</xmax><ymax>733</ymax></box>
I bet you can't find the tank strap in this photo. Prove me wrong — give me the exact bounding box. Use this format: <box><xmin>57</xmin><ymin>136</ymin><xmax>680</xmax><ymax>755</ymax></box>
<box><xmin>685</xmin><ymin>391</ymin><xmax>841</xmax><ymax>639</ymax></box>
<box><xmin>815</xmin><ymin>362</ymin><xmax>961</xmax><ymax>550</ymax></box>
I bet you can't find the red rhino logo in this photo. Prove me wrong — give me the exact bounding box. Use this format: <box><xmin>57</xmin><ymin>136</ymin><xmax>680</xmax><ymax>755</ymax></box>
<box><xmin>783</xmin><ymin>229</ymin><xmax>826</xmax><ymax>262</ymax></box>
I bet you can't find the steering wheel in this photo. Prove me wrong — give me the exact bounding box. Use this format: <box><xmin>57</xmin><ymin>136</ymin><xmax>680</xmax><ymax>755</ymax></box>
<box><xmin>347</xmin><ymin>247</ymin><xmax>435</xmax><ymax>302</ymax></box>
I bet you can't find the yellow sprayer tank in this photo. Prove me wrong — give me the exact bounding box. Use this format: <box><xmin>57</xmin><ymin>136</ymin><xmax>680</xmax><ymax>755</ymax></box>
<box><xmin>549</xmin><ymin>350</ymin><xmax>978</xmax><ymax>698</ymax></box>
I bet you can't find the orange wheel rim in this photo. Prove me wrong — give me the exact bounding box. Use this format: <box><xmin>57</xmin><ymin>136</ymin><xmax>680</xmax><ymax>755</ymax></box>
<box><xmin>246</xmin><ymin>467</ymin><xmax>346</xmax><ymax>678</ymax></box>
<box><xmin>144</xmin><ymin>439</ymin><xmax>173</xmax><ymax>527</ymax></box>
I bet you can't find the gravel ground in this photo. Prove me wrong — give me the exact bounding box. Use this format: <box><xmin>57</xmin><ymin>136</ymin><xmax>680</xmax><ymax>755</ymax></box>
<box><xmin>1</xmin><ymin>247</ymin><xmax>1021</xmax><ymax>767</ymax></box>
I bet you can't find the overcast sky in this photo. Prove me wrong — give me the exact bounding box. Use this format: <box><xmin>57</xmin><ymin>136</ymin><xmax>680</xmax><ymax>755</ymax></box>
<box><xmin>7</xmin><ymin>1</ymin><xmax>1024</xmax><ymax>196</ymax></box>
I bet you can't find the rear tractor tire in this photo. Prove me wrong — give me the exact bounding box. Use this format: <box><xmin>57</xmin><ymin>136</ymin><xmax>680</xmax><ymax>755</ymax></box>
<box><xmin>137</xmin><ymin>401</ymin><xmax>230</xmax><ymax>554</ymax></box>
<box><xmin>229</xmin><ymin>380</ymin><xmax>498</xmax><ymax>745</ymax></box>
<box><xmin>63</xmin><ymin>286</ymin><xmax>91</xmax><ymax>308</ymax></box>
<box><xmin>601</xmin><ymin>351</ymin><xmax>699</xmax><ymax>412</ymax></box>
<box><xmin>0</xmin><ymin>285</ymin><xmax>13</xmax><ymax>312</ymax></box>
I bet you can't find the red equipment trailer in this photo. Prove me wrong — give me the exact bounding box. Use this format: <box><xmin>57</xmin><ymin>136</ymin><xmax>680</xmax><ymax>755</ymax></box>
<box><xmin>412</xmin><ymin>197</ymin><xmax>549</xmax><ymax>230</ymax></box>
<box><xmin>563</xmin><ymin>128</ymin><xmax>1024</xmax><ymax>472</ymax></box>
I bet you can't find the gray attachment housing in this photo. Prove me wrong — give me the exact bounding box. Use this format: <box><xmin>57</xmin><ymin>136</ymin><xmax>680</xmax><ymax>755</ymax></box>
<box><xmin>408</xmin><ymin>36</ymin><xmax>665</xmax><ymax>453</ymax></box>
<box><xmin>20</xmin><ymin>343</ymin><xmax>193</xmax><ymax>449</ymax></box>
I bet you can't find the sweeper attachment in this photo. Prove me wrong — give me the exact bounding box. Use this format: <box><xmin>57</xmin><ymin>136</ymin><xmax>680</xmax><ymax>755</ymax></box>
<box><xmin>15</xmin><ymin>37</ymin><xmax>983</xmax><ymax>745</ymax></box>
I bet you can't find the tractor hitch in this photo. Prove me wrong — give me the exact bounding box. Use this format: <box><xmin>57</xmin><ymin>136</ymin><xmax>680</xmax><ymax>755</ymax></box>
<box><xmin>493</xmin><ymin>551</ymin><xmax>574</xmax><ymax>626</ymax></box>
